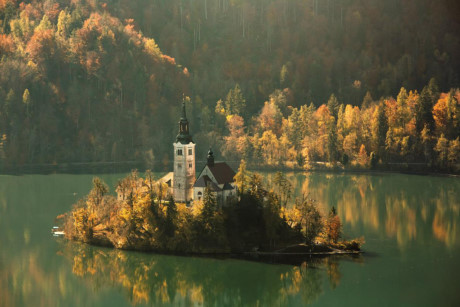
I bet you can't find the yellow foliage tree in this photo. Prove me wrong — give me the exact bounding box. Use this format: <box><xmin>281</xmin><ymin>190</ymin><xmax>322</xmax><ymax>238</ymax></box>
<box><xmin>357</xmin><ymin>144</ymin><xmax>368</xmax><ymax>166</ymax></box>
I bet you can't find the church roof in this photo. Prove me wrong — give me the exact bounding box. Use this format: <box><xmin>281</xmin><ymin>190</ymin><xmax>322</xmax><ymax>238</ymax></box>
<box><xmin>206</xmin><ymin>162</ymin><xmax>236</xmax><ymax>184</ymax></box>
<box><xmin>193</xmin><ymin>175</ymin><xmax>222</xmax><ymax>191</ymax></box>
<box><xmin>223</xmin><ymin>182</ymin><xmax>234</xmax><ymax>190</ymax></box>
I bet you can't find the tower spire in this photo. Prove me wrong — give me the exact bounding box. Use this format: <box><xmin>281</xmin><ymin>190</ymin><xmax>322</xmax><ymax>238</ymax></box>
<box><xmin>181</xmin><ymin>94</ymin><xmax>187</xmax><ymax>120</ymax></box>
<box><xmin>176</xmin><ymin>95</ymin><xmax>193</xmax><ymax>144</ymax></box>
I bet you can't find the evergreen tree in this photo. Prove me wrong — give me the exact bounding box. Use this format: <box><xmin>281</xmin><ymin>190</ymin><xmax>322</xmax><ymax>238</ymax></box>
<box><xmin>396</xmin><ymin>87</ymin><xmax>408</xmax><ymax>128</ymax></box>
<box><xmin>287</xmin><ymin>108</ymin><xmax>302</xmax><ymax>150</ymax></box>
<box><xmin>416</xmin><ymin>80</ymin><xmax>438</xmax><ymax>134</ymax></box>
<box><xmin>164</xmin><ymin>195</ymin><xmax>177</xmax><ymax>237</ymax></box>
<box><xmin>448</xmin><ymin>137</ymin><xmax>460</xmax><ymax>166</ymax></box>
<box><xmin>280</xmin><ymin>64</ymin><xmax>289</xmax><ymax>86</ymax></box>
<box><xmin>88</xmin><ymin>177</ymin><xmax>109</xmax><ymax>206</ymax></box>
<box><xmin>202</xmin><ymin>186</ymin><xmax>217</xmax><ymax>219</ymax></box>
<box><xmin>197</xmin><ymin>186</ymin><xmax>228</xmax><ymax>251</ymax></box>
<box><xmin>224</xmin><ymin>84</ymin><xmax>246</xmax><ymax>116</ymax></box>
<box><xmin>362</xmin><ymin>91</ymin><xmax>373</xmax><ymax>109</ymax></box>
<box><xmin>370</xmin><ymin>152</ymin><xmax>378</xmax><ymax>169</ymax></box>
<box><xmin>327</xmin><ymin>122</ymin><xmax>338</xmax><ymax>162</ymax></box>
<box><xmin>427</xmin><ymin>78</ymin><xmax>440</xmax><ymax>103</ymax></box>
<box><xmin>327</xmin><ymin>94</ymin><xmax>340</xmax><ymax>119</ymax></box>
<box><xmin>376</xmin><ymin>101</ymin><xmax>388</xmax><ymax>159</ymax></box>
<box><xmin>248</xmin><ymin>173</ymin><xmax>265</xmax><ymax>201</ymax></box>
<box><xmin>297</xmin><ymin>197</ymin><xmax>323</xmax><ymax>245</ymax></box>
<box><xmin>341</xmin><ymin>153</ymin><xmax>349</xmax><ymax>166</ymax></box>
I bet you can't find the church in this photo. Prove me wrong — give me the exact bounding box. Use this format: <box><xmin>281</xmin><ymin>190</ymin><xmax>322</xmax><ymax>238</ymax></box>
<box><xmin>164</xmin><ymin>100</ymin><xmax>237</xmax><ymax>206</ymax></box>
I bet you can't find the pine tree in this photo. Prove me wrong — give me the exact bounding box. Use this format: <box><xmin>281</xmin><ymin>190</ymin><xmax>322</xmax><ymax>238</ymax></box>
<box><xmin>88</xmin><ymin>177</ymin><xmax>109</xmax><ymax>206</ymax></box>
<box><xmin>202</xmin><ymin>186</ymin><xmax>217</xmax><ymax>219</ymax></box>
<box><xmin>376</xmin><ymin>102</ymin><xmax>388</xmax><ymax>159</ymax></box>
<box><xmin>327</xmin><ymin>94</ymin><xmax>340</xmax><ymax>119</ymax></box>
<box><xmin>448</xmin><ymin>137</ymin><xmax>460</xmax><ymax>166</ymax></box>
<box><xmin>327</xmin><ymin>122</ymin><xmax>338</xmax><ymax>162</ymax></box>
<box><xmin>396</xmin><ymin>87</ymin><xmax>408</xmax><ymax>128</ymax></box>
<box><xmin>362</xmin><ymin>91</ymin><xmax>373</xmax><ymax>109</ymax></box>
<box><xmin>370</xmin><ymin>152</ymin><xmax>378</xmax><ymax>169</ymax></box>
<box><xmin>164</xmin><ymin>195</ymin><xmax>177</xmax><ymax>237</ymax></box>
<box><xmin>416</xmin><ymin>79</ymin><xmax>438</xmax><ymax>134</ymax></box>
<box><xmin>287</xmin><ymin>108</ymin><xmax>302</xmax><ymax>150</ymax></box>
<box><xmin>224</xmin><ymin>84</ymin><xmax>246</xmax><ymax>116</ymax></box>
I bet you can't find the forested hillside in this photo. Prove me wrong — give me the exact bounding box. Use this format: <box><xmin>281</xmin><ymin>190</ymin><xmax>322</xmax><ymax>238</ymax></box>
<box><xmin>0</xmin><ymin>0</ymin><xmax>188</xmax><ymax>166</ymax></box>
<box><xmin>106</xmin><ymin>0</ymin><xmax>460</xmax><ymax>109</ymax></box>
<box><xmin>0</xmin><ymin>0</ymin><xmax>459</xmax><ymax>171</ymax></box>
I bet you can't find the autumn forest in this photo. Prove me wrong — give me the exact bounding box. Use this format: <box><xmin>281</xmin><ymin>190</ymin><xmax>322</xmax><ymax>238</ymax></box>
<box><xmin>0</xmin><ymin>0</ymin><xmax>459</xmax><ymax>171</ymax></box>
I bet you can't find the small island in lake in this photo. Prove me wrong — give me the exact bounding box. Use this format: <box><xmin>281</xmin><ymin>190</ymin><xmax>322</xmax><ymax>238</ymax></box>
<box><xmin>57</xmin><ymin>102</ymin><xmax>362</xmax><ymax>256</ymax></box>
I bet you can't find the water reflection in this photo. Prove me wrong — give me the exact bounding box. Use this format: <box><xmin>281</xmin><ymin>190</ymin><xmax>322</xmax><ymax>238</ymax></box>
<box><xmin>59</xmin><ymin>241</ymin><xmax>360</xmax><ymax>306</ymax></box>
<box><xmin>0</xmin><ymin>250</ymin><xmax>65</xmax><ymax>307</ymax></box>
<box><xmin>263</xmin><ymin>172</ymin><xmax>460</xmax><ymax>249</ymax></box>
<box><xmin>1</xmin><ymin>173</ymin><xmax>459</xmax><ymax>306</ymax></box>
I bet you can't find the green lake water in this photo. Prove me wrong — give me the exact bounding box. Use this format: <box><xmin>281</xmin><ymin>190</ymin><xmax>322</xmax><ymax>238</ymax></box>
<box><xmin>0</xmin><ymin>172</ymin><xmax>459</xmax><ymax>306</ymax></box>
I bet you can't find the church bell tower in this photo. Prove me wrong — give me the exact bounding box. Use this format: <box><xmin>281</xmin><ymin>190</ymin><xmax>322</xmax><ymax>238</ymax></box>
<box><xmin>173</xmin><ymin>99</ymin><xmax>195</xmax><ymax>203</ymax></box>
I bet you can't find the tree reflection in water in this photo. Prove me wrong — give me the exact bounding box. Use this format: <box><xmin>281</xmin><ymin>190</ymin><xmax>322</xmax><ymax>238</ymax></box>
<box><xmin>1</xmin><ymin>173</ymin><xmax>458</xmax><ymax>306</ymax></box>
<box><xmin>60</xmin><ymin>241</ymin><xmax>362</xmax><ymax>306</ymax></box>
<box><xmin>262</xmin><ymin>172</ymin><xmax>460</xmax><ymax>249</ymax></box>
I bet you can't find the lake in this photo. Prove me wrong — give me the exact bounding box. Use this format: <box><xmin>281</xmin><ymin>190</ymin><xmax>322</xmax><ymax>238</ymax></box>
<box><xmin>0</xmin><ymin>172</ymin><xmax>459</xmax><ymax>306</ymax></box>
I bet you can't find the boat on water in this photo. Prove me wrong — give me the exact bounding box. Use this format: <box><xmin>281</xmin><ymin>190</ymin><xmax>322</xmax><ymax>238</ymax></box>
<box><xmin>52</xmin><ymin>226</ymin><xmax>65</xmax><ymax>236</ymax></box>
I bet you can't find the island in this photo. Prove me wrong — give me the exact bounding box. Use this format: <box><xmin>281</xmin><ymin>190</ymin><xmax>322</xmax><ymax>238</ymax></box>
<box><xmin>57</xmin><ymin>166</ymin><xmax>363</xmax><ymax>257</ymax></box>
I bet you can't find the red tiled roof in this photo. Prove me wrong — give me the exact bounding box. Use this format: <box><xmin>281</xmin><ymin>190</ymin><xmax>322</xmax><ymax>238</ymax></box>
<box><xmin>207</xmin><ymin>162</ymin><xmax>236</xmax><ymax>184</ymax></box>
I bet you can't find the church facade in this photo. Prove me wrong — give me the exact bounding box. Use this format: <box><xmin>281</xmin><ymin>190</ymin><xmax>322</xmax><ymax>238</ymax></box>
<box><xmin>193</xmin><ymin>148</ymin><xmax>237</xmax><ymax>206</ymax></box>
<box><xmin>170</xmin><ymin>100</ymin><xmax>237</xmax><ymax>206</ymax></box>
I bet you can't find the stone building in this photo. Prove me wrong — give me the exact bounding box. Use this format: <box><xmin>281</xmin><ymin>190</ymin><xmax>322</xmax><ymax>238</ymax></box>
<box><xmin>193</xmin><ymin>148</ymin><xmax>237</xmax><ymax>207</ymax></box>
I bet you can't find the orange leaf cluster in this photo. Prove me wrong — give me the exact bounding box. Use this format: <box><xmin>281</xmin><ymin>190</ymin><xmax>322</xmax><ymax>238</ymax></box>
<box><xmin>162</xmin><ymin>54</ymin><xmax>176</xmax><ymax>65</ymax></box>
<box><xmin>0</xmin><ymin>34</ymin><xmax>14</xmax><ymax>54</ymax></box>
